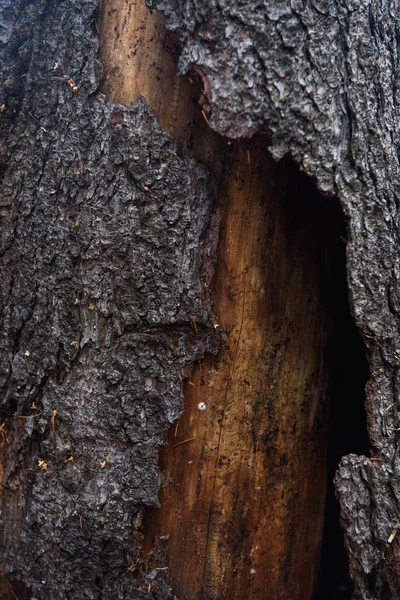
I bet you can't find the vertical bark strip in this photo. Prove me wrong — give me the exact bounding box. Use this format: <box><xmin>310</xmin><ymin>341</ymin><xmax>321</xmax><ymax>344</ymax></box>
<box><xmin>0</xmin><ymin>1</ymin><xmax>217</xmax><ymax>598</ymax></box>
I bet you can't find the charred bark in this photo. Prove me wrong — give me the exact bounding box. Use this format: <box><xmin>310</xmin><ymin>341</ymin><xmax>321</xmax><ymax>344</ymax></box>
<box><xmin>1</xmin><ymin>0</ymin><xmax>400</xmax><ymax>599</ymax></box>
<box><xmin>0</xmin><ymin>2</ymin><xmax>218</xmax><ymax>598</ymax></box>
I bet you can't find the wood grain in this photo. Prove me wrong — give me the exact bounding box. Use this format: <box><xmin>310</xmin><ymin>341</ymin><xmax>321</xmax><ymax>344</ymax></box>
<box><xmin>144</xmin><ymin>141</ymin><xmax>335</xmax><ymax>600</ymax></box>
<box><xmin>99</xmin><ymin>2</ymin><xmax>336</xmax><ymax>598</ymax></box>
<box><xmin>98</xmin><ymin>0</ymin><xmax>193</xmax><ymax>139</ymax></box>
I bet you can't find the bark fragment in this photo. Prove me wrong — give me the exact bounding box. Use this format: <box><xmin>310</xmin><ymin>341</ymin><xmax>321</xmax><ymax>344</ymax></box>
<box><xmin>0</xmin><ymin>1</ymin><xmax>217</xmax><ymax>598</ymax></box>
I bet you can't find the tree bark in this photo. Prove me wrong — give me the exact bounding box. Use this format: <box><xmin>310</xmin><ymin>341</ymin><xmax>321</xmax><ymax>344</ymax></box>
<box><xmin>1</xmin><ymin>1</ymin><xmax>399</xmax><ymax>599</ymax></box>
<box><xmin>144</xmin><ymin>0</ymin><xmax>400</xmax><ymax>598</ymax></box>
<box><xmin>0</xmin><ymin>2</ymin><xmax>217</xmax><ymax>598</ymax></box>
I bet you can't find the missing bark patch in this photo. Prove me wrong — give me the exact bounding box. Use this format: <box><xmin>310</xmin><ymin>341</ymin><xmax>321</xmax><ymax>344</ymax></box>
<box><xmin>143</xmin><ymin>147</ymin><xmax>369</xmax><ymax>600</ymax></box>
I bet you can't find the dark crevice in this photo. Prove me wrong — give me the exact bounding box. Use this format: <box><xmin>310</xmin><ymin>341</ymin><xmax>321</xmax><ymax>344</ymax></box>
<box><xmin>314</xmin><ymin>209</ymin><xmax>370</xmax><ymax>600</ymax></box>
<box><xmin>276</xmin><ymin>160</ymin><xmax>370</xmax><ymax>598</ymax></box>
<box><xmin>142</xmin><ymin>146</ymin><xmax>371</xmax><ymax>599</ymax></box>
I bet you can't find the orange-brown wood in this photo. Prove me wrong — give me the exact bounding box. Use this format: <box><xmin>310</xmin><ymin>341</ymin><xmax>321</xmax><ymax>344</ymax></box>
<box><xmin>144</xmin><ymin>142</ymin><xmax>334</xmax><ymax>600</ymax></box>
<box><xmin>98</xmin><ymin>0</ymin><xmax>193</xmax><ymax>140</ymax></box>
<box><xmin>0</xmin><ymin>578</ymin><xmax>30</xmax><ymax>600</ymax></box>
<box><xmin>99</xmin><ymin>2</ymin><xmax>334</xmax><ymax>599</ymax></box>
<box><xmin>0</xmin><ymin>420</ymin><xmax>32</xmax><ymax>600</ymax></box>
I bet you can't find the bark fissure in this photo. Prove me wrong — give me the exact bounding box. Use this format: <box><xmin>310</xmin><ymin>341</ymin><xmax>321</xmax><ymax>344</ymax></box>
<box><xmin>316</xmin><ymin>232</ymin><xmax>370</xmax><ymax>598</ymax></box>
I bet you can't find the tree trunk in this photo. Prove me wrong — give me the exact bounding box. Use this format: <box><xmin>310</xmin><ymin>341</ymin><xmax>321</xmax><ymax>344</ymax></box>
<box><xmin>1</xmin><ymin>1</ymin><xmax>399</xmax><ymax>600</ymax></box>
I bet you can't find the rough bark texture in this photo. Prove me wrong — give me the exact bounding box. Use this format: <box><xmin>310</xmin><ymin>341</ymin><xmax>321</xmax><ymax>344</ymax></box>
<box><xmin>2</xmin><ymin>0</ymin><xmax>400</xmax><ymax>599</ymax></box>
<box><xmin>142</xmin><ymin>0</ymin><xmax>400</xmax><ymax>598</ymax></box>
<box><xmin>0</xmin><ymin>2</ymin><xmax>218</xmax><ymax>598</ymax></box>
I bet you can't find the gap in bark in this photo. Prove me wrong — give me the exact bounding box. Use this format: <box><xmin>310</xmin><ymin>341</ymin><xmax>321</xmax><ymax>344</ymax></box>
<box><xmin>143</xmin><ymin>149</ymin><xmax>369</xmax><ymax>600</ymax></box>
<box><xmin>97</xmin><ymin>3</ymin><xmax>371</xmax><ymax>598</ymax></box>
<box><xmin>314</xmin><ymin>224</ymin><xmax>370</xmax><ymax>600</ymax></box>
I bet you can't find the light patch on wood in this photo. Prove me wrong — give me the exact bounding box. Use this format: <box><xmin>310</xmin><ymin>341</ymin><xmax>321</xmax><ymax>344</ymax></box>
<box><xmin>98</xmin><ymin>0</ymin><xmax>193</xmax><ymax>139</ymax></box>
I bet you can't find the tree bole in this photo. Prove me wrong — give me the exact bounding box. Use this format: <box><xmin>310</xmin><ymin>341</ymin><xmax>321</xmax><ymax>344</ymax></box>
<box><xmin>2</xmin><ymin>0</ymin><xmax>400</xmax><ymax>599</ymax></box>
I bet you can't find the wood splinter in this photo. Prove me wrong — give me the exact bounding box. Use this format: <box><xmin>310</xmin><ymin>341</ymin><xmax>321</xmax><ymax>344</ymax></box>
<box><xmin>388</xmin><ymin>523</ymin><xmax>400</xmax><ymax>544</ymax></box>
<box><xmin>51</xmin><ymin>409</ymin><xmax>57</xmax><ymax>435</ymax></box>
<box><xmin>171</xmin><ymin>438</ymin><xmax>196</xmax><ymax>448</ymax></box>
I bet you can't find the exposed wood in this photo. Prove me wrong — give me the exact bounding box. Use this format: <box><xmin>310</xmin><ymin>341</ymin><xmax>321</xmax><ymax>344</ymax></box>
<box><xmin>0</xmin><ymin>420</ymin><xmax>30</xmax><ymax>600</ymax></box>
<box><xmin>99</xmin><ymin>1</ymin><xmax>340</xmax><ymax>598</ymax></box>
<box><xmin>98</xmin><ymin>0</ymin><xmax>193</xmax><ymax>139</ymax></box>
<box><xmin>144</xmin><ymin>141</ymin><xmax>338</xmax><ymax>599</ymax></box>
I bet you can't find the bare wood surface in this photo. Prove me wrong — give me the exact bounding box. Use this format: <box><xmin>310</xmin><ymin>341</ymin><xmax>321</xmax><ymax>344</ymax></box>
<box><xmin>99</xmin><ymin>0</ymin><xmax>193</xmax><ymax>139</ymax></box>
<box><xmin>144</xmin><ymin>139</ymin><xmax>336</xmax><ymax>599</ymax></box>
<box><xmin>99</xmin><ymin>1</ymin><xmax>339</xmax><ymax>598</ymax></box>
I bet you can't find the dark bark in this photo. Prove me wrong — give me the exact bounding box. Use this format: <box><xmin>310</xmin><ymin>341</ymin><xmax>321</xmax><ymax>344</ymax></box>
<box><xmin>0</xmin><ymin>2</ymin><xmax>218</xmax><ymax>598</ymax></box>
<box><xmin>143</xmin><ymin>0</ymin><xmax>400</xmax><ymax>598</ymax></box>
<box><xmin>1</xmin><ymin>0</ymin><xmax>400</xmax><ymax>599</ymax></box>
